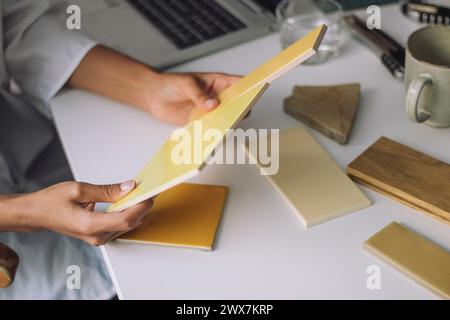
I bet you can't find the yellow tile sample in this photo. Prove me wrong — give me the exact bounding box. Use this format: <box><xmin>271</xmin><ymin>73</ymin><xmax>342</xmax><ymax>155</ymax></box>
<box><xmin>117</xmin><ymin>183</ymin><xmax>229</xmax><ymax>251</ymax></box>
<box><xmin>108</xmin><ymin>83</ymin><xmax>267</xmax><ymax>212</ymax></box>
<box><xmin>245</xmin><ymin>127</ymin><xmax>371</xmax><ymax>228</ymax></box>
<box><xmin>364</xmin><ymin>222</ymin><xmax>450</xmax><ymax>299</ymax></box>
<box><xmin>108</xmin><ymin>25</ymin><xmax>326</xmax><ymax>212</ymax></box>
<box><xmin>188</xmin><ymin>24</ymin><xmax>327</xmax><ymax>121</ymax></box>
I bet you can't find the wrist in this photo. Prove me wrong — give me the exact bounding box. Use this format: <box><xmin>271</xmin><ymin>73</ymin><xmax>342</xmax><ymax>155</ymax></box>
<box><xmin>136</xmin><ymin>68</ymin><xmax>164</xmax><ymax>112</ymax></box>
<box><xmin>0</xmin><ymin>194</ymin><xmax>41</xmax><ymax>232</ymax></box>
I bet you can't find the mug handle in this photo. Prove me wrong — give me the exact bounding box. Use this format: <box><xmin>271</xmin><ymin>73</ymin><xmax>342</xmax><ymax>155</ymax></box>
<box><xmin>406</xmin><ymin>73</ymin><xmax>433</xmax><ymax>123</ymax></box>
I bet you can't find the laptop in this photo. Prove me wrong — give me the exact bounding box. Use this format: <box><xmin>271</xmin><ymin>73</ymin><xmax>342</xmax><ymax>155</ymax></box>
<box><xmin>77</xmin><ymin>0</ymin><xmax>282</xmax><ymax>68</ymax></box>
<box><xmin>76</xmin><ymin>0</ymin><xmax>399</xmax><ymax>69</ymax></box>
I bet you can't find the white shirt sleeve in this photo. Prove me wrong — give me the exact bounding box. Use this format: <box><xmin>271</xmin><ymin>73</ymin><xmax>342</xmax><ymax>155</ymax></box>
<box><xmin>3</xmin><ymin>0</ymin><xmax>97</xmax><ymax>104</ymax></box>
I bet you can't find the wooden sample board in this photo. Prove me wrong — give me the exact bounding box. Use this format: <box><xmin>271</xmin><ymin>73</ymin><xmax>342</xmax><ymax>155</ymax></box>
<box><xmin>348</xmin><ymin>137</ymin><xmax>450</xmax><ymax>226</ymax></box>
<box><xmin>245</xmin><ymin>127</ymin><xmax>371</xmax><ymax>228</ymax></box>
<box><xmin>284</xmin><ymin>83</ymin><xmax>361</xmax><ymax>144</ymax></box>
<box><xmin>364</xmin><ymin>222</ymin><xmax>450</xmax><ymax>299</ymax></box>
<box><xmin>117</xmin><ymin>183</ymin><xmax>229</xmax><ymax>251</ymax></box>
<box><xmin>108</xmin><ymin>25</ymin><xmax>327</xmax><ymax>212</ymax></box>
<box><xmin>0</xmin><ymin>243</ymin><xmax>19</xmax><ymax>288</ymax></box>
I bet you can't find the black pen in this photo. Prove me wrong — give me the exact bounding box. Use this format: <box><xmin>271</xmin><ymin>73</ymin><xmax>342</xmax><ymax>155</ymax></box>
<box><xmin>343</xmin><ymin>15</ymin><xmax>405</xmax><ymax>80</ymax></box>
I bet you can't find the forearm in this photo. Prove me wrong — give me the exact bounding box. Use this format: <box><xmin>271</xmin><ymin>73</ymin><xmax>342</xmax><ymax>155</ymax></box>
<box><xmin>0</xmin><ymin>195</ymin><xmax>35</xmax><ymax>232</ymax></box>
<box><xmin>68</xmin><ymin>45</ymin><xmax>159</xmax><ymax>110</ymax></box>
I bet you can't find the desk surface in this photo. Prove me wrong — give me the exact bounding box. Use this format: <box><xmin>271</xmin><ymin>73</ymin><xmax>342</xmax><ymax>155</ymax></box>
<box><xmin>51</xmin><ymin>5</ymin><xmax>450</xmax><ymax>299</ymax></box>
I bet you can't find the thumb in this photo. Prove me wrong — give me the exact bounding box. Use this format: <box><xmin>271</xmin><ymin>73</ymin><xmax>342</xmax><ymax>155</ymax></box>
<box><xmin>77</xmin><ymin>180</ymin><xmax>136</xmax><ymax>203</ymax></box>
<box><xmin>184</xmin><ymin>78</ymin><xmax>219</xmax><ymax>111</ymax></box>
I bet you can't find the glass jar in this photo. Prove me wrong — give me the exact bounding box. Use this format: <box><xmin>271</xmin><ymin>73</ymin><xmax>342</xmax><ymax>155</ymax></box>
<box><xmin>277</xmin><ymin>0</ymin><xmax>346</xmax><ymax>64</ymax></box>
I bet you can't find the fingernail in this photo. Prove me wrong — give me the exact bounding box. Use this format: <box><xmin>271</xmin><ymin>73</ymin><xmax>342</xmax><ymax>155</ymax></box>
<box><xmin>205</xmin><ymin>99</ymin><xmax>217</xmax><ymax>109</ymax></box>
<box><xmin>120</xmin><ymin>180</ymin><xmax>135</xmax><ymax>192</ymax></box>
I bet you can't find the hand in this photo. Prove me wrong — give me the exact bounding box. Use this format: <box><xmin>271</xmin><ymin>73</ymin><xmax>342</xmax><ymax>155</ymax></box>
<box><xmin>143</xmin><ymin>72</ymin><xmax>241</xmax><ymax>125</ymax></box>
<box><xmin>69</xmin><ymin>46</ymin><xmax>241</xmax><ymax>126</ymax></box>
<box><xmin>11</xmin><ymin>181</ymin><xmax>153</xmax><ymax>246</ymax></box>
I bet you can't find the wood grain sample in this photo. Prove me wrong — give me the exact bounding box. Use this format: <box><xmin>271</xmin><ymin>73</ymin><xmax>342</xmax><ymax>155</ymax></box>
<box><xmin>364</xmin><ymin>222</ymin><xmax>450</xmax><ymax>299</ymax></box>
<box><xmin>0</xmin><ymin>243</ymin><xmax>19</xmax><ymax>288</ymax></box>
<box><xmin>284</xmin><ymin>83</ymin><xmax>361</xmax><ymax>144</ymax></box>
<box><xmin>245</xmin><ymin>127</ymin><xmax>371</xmax><ymax>228</ymax></box>
<box><xmin>348</xmin><ymin>137</ymin><xmax>450</xmax><ymax>225</ymax></box>
<box><xmin>117</xmin><ymin>183</ymin><xmax>228</xmax><ymax>251</ymax></box>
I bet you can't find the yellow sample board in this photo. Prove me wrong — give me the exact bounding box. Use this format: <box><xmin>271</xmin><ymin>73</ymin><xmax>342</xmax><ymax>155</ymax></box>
<box><xmin>109</xmin><ymin>25</ymin><xmax>326</xmax><ymax>212</ymax></box>
<box><xmin>364</xmin><ymin>222</ymin><xmax>450</xmax><ymax>299</ymax></box>
<box><xmin>108</xmin><ymin>83</ymin><xmax>267</xmax><ymax>212</ymax></box>
<box><xmin>245</xmin><ymin>127</ymin><xmax>371</xmax><ymax>228</ymax></box>
<box><xmin>188</xmin><ymin>24</ymin><xmax>327</xmax><ymax>121</ymax></box>
<box><xmin>117</xmin><ymin>183</ymin><xmax>229</xmax><ymax>251</ymax></box>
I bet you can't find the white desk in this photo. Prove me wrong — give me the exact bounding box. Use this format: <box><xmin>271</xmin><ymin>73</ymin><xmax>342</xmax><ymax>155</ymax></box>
<box><xmin>51</xmin><ymin>5</ymin><xmax>450</xmax><ymax>299</ymax></box>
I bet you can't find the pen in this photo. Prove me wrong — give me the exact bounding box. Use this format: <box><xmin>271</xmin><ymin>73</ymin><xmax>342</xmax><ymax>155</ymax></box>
<box><xmin>343</xmin><ymin>15</ymin><xmax>405</xmax><ymax>80</ymax></box>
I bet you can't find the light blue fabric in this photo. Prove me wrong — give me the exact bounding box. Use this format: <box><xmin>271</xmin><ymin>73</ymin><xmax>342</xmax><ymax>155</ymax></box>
<box><xmin>0</xmin><ymin>0</ymin><xmax>115</xmax><ymax>299</ymax></box>
<box><xmin>0</xmin><ymin>230</ymin><xmax>115</xmax><ymax>300</ymax></box>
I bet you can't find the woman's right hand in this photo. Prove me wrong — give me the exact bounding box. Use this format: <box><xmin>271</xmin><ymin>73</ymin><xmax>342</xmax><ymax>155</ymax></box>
<box><xmin>0</xmin><ymin>180</ymin><xmax>152</xmax><ymax>246</ymax></box>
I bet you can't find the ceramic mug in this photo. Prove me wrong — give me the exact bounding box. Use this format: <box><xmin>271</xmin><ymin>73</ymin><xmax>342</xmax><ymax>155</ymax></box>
<box><xmin>405</xmin><ymin>26</ymin><xmax>450</xmax><ymax>128</ymax></box>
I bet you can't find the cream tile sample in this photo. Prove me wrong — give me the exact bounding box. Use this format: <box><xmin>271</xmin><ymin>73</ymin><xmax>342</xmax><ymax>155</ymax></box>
<box><xmin>364</xmin><ymin>222</ymin><xmax>450</xmax><ymax>299</ymax></box>
<box><xmin>246</xmin><ymin>127</ymin><xmax>371</xmax><ymax>228</ymax></box>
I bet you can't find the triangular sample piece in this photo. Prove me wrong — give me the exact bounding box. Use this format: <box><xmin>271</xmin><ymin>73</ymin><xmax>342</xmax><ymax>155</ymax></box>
<box><xmin>284</xmin><ymin>83</ymin><xmax>361</xmax><ymax>145</ymax></box>
<box><xmin>348</xmin><ymin>137</ymin><xmax>450</xmax><ymax>226</ymax></box>
<box><xmin>364</xmin><ymin>222</ymin><xmax>450</xmax><ymax>299</ymax></box>
<box><xmin>108</xmin><ymin>83</ymin><xmax>267</xmax><ymax>212</ymax></box>
<box><xmin>245</xmin><ymin>127</ymin><xmax>371</xmax><ymax>228</ymax></box>
<box><xmin>188</xmin><ymin>24</ymin><xmax>327</xmax><ymax>121</ymax></box>
<box><xmin>117</xmin><ymin>183</ymin><xmax>229</xmax><ymax>251</ymax></box>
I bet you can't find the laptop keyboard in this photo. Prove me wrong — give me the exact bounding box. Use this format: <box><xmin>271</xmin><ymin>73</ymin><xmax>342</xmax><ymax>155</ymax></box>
<box><xmin>127</xmin><ymin>0</ymin><xmax>247</xmax><ymax>49</ymax></box>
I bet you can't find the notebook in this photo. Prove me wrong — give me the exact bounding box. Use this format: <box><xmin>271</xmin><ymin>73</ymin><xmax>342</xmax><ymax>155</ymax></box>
<box><xmin>245</xmin><ymin>127</ymin><xmax>371</xmax><ymax>228</ymax></box>
<box><xmin>364</xmin><ymin>222</ymin><xmax>450</xmax><ymax>299</ymax></box>
<box><xmin>108</xmin><ymin>25</ymin><xmax>327</xmax><ymax>212</ymax></box>
<box><xmin>117</xmin><ymin>183</ymin><xmax>229</xmax><ymax>251</ymax></box>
